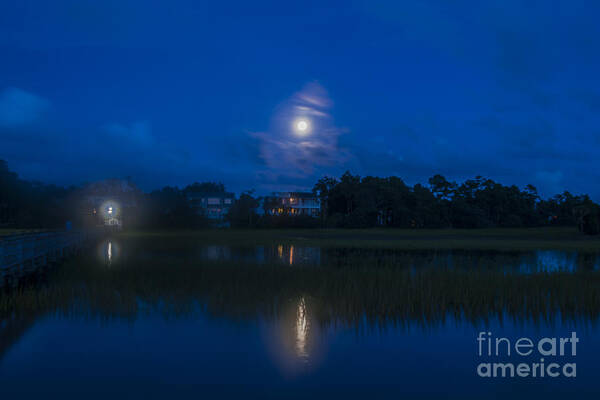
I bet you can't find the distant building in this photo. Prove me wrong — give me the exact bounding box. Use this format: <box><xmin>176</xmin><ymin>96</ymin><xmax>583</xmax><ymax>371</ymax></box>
<box><xmin>264</xmin><ymin>192</ymin><xmax>320</xmax><ymax>217</ymax></box>
<box><xmin>186</xmin><ymin>192</ymin><xmax>235</xmax><ymax>223</ymax></box>
<box><xmin>81</xmin><ymin>179</ymin><xmax>140</xmax><ymax>229</ymax></box>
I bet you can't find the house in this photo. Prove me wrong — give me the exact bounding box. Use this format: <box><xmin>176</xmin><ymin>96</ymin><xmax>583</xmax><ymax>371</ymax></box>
<box><xmin>264</xmin><ymin>192</ymin><xmax>320</xmax><ymax>217</ymax></box>
<box><xmin>81</xmin><ymin>179</ymin><xmax>140</xmax><ymax>229</ymax></box>
<box><xmin>186</xmin><ymin>192</ymin><xmax>235</xmax><ymax>223</ymax></box>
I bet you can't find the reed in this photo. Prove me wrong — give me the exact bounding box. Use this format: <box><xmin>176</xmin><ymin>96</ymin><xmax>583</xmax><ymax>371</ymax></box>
<box><xmin>1</xmin><ymin>246</ymin><xmax>599</xmax><ymax>329</ymax></box>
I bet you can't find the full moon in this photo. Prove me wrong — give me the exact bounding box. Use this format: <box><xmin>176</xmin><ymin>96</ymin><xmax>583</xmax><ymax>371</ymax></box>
<box><xmin>295</xmin><ymin>119</ymin><xmax>309</xmax><ymax>134</ymax></box>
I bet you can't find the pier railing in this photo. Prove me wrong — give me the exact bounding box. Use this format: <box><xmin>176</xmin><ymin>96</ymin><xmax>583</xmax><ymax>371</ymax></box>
<box><xmin>0</xmin><ymin>230</ymin><xmax>94</xmax><ymax>287</ymax></box>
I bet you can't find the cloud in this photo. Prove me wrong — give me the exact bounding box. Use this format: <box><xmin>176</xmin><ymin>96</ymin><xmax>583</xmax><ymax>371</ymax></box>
<box><xmin>102</xmin><ymin>121</ymin><xmax>153</xmax><ymax>145</ymax></box>
<box><xmin>250</xmin><ymin>82</ymin><xmax>351</xmax><ymax>181</ymax></box>
<box><xmin>0</xmin><ymin>87</ymin><xmax>49</xmax><ymax>127</ymax></box>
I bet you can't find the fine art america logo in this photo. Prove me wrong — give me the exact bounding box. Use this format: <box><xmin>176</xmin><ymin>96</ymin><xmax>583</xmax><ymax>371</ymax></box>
<box><xmin>476</xmin><ymin>332</ymin><xmax>578</xmax><ymax>378</ymax></box>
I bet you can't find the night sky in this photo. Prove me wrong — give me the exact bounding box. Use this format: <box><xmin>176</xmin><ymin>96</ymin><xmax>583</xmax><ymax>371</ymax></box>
<box><xmin>1</xmin><ymin>1</ymin><xmax>599</xmax><ymax>198</ymax></box>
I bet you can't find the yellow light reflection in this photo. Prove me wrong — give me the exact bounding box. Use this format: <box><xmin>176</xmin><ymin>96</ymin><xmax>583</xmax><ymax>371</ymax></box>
<box><xmin>107</xmin><ymin>241</ymin><xmax>112</xmax><ymax>264</ymax></box>
<box><xmin>263</xmin><ymin>295</ymin><xmax>325</xmax><ymax>376</ymax></box>
<box><xmin>295</xmin><ymin>297</ymin><xmax>309</xmax><ymax>360</ymax></box>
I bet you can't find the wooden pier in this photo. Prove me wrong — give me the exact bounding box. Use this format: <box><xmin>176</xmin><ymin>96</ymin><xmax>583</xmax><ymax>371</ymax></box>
<box><xmin>0</xmin><ymin>230</ymin><xmax>94</xmax><ymax>288</ymax></box>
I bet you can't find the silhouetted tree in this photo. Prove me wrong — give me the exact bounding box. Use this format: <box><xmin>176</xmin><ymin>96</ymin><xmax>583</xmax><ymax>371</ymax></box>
<box><xmin>313</xmin><ymin>171</ymin><xmax>599</xmax><ymax>233</ymax></box>
<box><xmin>226</xmin><ymin>190</ymin><xmax>259</xmax><ymax>228</ymax></box>
<box><xmin>2</xmin><ymin>159</ymin><xmax>599</xmax><ymax>233</ymax></box>
<box><xmin>183</xmin><ymin>182</ymin><xmax>225</xmax><ymax>194</ymax></box>
<box><xmin>139</xmin><ymin>186</ymin><xmax>209</xmax><ymax>229</ymax></box>
<box><xmin>0</xmin><ymin>160</ymin><xmax>71</xmax><ymax>228</ymax></box>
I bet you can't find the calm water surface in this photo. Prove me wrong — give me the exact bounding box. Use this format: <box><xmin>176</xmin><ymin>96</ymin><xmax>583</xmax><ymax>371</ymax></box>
<box><xmin>1</xmin><ymin>237</ymin><xmax>599</xmax><ymax>399</ymax></box>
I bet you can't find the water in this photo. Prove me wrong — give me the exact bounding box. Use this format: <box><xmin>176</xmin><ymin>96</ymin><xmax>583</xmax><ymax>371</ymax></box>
<box><xmin>1</xmin><ymin>236</ymin><xmax>599</xmax><ymax>399</ymax></box>
<box><xmin>102</xmin><ymin>238</ymin><xmax>600</xmax><ymax>272</ymax></box>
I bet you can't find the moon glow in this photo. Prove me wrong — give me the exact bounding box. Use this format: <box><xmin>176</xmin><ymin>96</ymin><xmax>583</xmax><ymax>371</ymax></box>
<box><xmin>294</xmin><ymin>119</ymin><xmax>310</xmax><ymax>135</ymax></box>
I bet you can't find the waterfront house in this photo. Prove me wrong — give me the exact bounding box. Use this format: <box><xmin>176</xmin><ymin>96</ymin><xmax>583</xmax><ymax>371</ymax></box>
<box><xmin>185</xmin><ymin>191</ymin><xmax>235</xmax><ymax>224</ymax></box>
<box><xmin>264</xmin><ymin>192</ymin><xmax>320</xmax><ymax>217</ymax></box>
<box><xmin>80</xmin><ymin>179</ymin><xmax>140</xmax><ymax>229</ymax></box>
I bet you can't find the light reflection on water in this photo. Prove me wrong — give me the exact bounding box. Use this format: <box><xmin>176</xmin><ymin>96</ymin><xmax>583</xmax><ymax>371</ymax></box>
<box><xmin>519</xmin><ymin>250</ymin><xmax>600</xmax><ymax>273</ymax></box>
<box><xmin>3</xmin><ymin>238</ymin><xmax>593</xmax><ymax>398</ymax></box>
<box><xmin>144</xmin><ymin>243</ymin><xmax>600</xmax><ymax>273</ymax></box>
<box><xmin>1</xmin><ymin>302</ymin><xmax>599</xmax><ymax>399</ymax></box>
<box><xmin>98</xmin><ymin>239</ymin><xmax>119</xmax><ymax>266</ymax></box>
<box><xmin>197</xmin><ymin>244</ymin><xmax>321</xmax><ymax>266</ymax></box>
<box><xmin>263</xmin><ymin>296</ymin><xmax>326</xmax><ymax>377</ymax></box>
<box><xmin>295</xmin><ymin>297</ymin><xmax>309</xmax><ymax>361</ymax></box>
<box><xmin>107</xmin><ymin>241</ymin><xmax>112</xmax><ymax>264</ymax></box>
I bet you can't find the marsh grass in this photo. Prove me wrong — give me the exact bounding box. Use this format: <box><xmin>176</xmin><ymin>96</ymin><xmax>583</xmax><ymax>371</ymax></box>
<box><xmin>1</xmin><ymin>246</ymin><xmax>599</xmax><ymax>329</ymax></box>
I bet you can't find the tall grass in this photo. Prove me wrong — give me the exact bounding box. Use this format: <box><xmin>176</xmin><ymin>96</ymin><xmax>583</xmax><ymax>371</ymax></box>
<box><xmin>1</xmin><ymin>249</ymin><xmax>599</xmax><ymax>328</ymax></box>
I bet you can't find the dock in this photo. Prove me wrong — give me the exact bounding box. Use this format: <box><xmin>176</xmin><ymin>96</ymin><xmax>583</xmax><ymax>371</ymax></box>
<box><xmin>0</xmin><ymin>230</ymin><xmax>94</xmax><ymax>288</ymax></box>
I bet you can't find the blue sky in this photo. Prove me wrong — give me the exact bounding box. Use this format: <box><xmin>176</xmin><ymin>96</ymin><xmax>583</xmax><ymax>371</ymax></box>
<box><xmin>1</xmin><ymin>0</ymin><xmax>599</xmax><ymax>198</ymax></box>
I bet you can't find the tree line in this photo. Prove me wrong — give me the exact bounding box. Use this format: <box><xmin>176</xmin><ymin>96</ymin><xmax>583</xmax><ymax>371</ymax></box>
<box><xmin>0</xmin><ymin>160</ymin><xmax>72</xmax><ymax>228</ymax></box>
<box><xmin>310</xmin><ymin>172</ymin><xmax>599</xmax><ymax>234</ymax></box>
<box><xmin>225</xmin><ymin>171</ymin><xmax>599</xmax><ymax>234</ymax></box>
<box><xmin>1</xmin><ymin>160</ymin><xmax>599</xmax><ymax>234</ymax></box>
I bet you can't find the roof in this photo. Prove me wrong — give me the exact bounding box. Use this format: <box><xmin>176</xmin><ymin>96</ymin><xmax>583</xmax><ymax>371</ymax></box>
<box><xmin>271</xmin><ymin>191</ymin><xmax>316</xmax><ymax>199</ymax></box>
<box><xmin>186</xmin><ymin>192</ymin><xmax>235</xmax><ymax>199</ymax></box>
